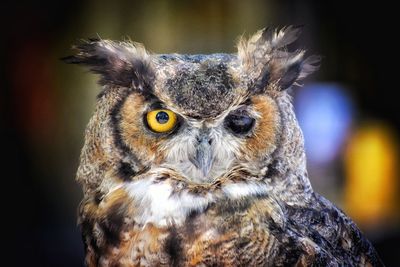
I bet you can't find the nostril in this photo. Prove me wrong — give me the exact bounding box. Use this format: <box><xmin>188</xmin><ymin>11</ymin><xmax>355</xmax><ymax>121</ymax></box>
<box><xmin>196</xmin><ymin>134</ymin><xmax>212</xmax><ymax>145</ymax></box>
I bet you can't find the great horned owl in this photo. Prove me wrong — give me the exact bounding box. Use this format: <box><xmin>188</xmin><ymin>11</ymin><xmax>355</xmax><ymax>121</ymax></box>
<box><xmin>64</xmin><ymin>27</ymin><xmax>383</xmax><ymax>266</ymax></box>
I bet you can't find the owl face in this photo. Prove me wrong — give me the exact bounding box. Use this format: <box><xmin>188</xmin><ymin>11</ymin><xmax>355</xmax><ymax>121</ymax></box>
<box><xmin>111</xmin><ymin>54</ymin><xmax>280</xmax><ymax>183</ymax></box>
<box><xmin>65</xmin><ymin>26</ymin><xmax>318</xmax><ymax>192</ymax></box>
<box><xmin>66</xmin><ymin>27</ymin><xmax>315</xmax><ymax>186</ymax></box>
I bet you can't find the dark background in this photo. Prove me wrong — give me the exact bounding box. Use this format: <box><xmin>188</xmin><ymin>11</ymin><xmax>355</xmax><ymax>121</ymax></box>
<box><xmin>2</xmin><ymin>1</ymin><xmax>399</xmax><ymax>266</ymax></box>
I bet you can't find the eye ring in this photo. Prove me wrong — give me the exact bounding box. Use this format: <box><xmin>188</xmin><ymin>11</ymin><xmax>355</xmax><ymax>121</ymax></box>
<box><xmin>146</xmin><ymin>109</ymin><xmax>178</xmax><ymax>133</ymax></box>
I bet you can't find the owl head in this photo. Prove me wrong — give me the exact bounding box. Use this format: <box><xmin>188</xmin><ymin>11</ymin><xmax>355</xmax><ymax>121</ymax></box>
<box><xmin>65</xmin><ymin>26</ymin><xmax>319</xmax><ymax>205</ymax></box>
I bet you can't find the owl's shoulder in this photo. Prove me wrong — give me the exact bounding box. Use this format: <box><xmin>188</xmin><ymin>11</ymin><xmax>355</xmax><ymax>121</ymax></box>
<box><xmin>281</xmin><ymin>193</ymin><xmax>384</xmax><ymax>266</ymax></box>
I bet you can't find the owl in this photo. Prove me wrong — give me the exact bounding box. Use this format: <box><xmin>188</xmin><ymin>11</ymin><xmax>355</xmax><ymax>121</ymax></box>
<box><xmin>64</xmin><ymin>27</ymin><xmax>384</xmax><ymax>266</ymax></box>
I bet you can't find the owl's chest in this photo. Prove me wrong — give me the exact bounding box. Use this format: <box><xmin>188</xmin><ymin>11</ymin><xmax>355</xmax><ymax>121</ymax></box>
<box><xmin>97</xmin><ymin>203</ymin><xmax>275</xmax><ymax>267</ymax></box>
<box><xmin>84</xmin><ymin>180</ymin><xmax>282</xmax><ymax>266</ymax></box>
<box><xmin>82</xmin><ymin>184</ymin><xmax>282</xmax><ymax>266</ymax></box>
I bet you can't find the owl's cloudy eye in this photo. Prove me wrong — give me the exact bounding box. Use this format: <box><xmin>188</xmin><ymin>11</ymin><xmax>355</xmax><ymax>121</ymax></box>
<box><xmin>224</xmin><ymin>112</ymin><xmax>255</xmax><ymax>135</ymax></box>
<box><xmin>146</xmin><ymin>109</ymin><xmax>177</xmax><ymax>133</ymax></box>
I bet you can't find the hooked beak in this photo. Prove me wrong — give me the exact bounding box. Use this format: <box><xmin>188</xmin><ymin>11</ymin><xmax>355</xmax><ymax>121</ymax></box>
<box><xmin>190</xmin><ymin>135</ymin><xmax>214</xmax><ymax>177</ymax></box>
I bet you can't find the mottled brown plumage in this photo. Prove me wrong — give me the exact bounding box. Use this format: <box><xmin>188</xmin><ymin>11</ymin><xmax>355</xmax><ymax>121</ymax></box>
<box><xmin>65</xmin><ymin>27</ymin><xmax>384</xmax><ymax>266</ymax></box>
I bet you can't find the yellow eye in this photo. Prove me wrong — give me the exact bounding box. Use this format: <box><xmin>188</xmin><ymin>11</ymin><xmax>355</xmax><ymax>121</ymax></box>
<box><xmin>146</xmin><ymin>109</ymin><xmax>177</xmax><ymax>133</ymax></box>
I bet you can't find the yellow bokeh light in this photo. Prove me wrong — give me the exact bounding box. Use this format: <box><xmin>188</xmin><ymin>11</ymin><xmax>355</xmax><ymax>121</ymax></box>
<box><xmin>344</xmin><ymin>123</ymin><xmax>398</xmax><ymax>228</ymax></box>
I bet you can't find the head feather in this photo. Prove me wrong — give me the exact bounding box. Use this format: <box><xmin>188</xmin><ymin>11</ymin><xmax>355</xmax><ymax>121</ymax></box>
<box><xmin>62</xmin><ymin>39</ymin><xmax>154</xmax><ymax>89</ymax></box>
<box><xmin>237</xmin><ymin>26</ymin><xmax>320</xmax><ymax>92</ymax></box>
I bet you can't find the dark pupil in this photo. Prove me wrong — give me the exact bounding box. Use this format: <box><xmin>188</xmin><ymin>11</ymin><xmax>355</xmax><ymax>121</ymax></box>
<box><xmin>225</xmin><ymin>114</ymin><xmax>255</xmax><ymax>135</ymax></box>
<box><xmin>156</xmin><ymin>111</ymin><xmax>169</xmax><ymax>124</ymax></box>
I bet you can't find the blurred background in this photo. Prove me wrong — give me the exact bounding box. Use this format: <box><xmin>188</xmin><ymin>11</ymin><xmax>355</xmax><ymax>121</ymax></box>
<box><xmin>2</xmin><ymin>0</ymin><xmax>399</xmax><ymax>266</ymax></box>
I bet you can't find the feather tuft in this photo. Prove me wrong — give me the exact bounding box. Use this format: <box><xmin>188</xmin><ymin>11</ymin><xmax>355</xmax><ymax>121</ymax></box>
<box><xmin>237</xmin><ymin>26</ymin><xmax>320</xmax><ymax>92</ymax></box>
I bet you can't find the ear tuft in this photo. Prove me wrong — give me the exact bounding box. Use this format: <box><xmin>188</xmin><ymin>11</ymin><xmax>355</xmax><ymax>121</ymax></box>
<box><xmin>62</xmin><ymin>39</ymin><xmax>154</xmax><ymax>89</ymax></box>
<box><xmin>237</xmin><ymin>26</ymin><xmax>320</xmax><ymax>92</ymax></box>
<box><xmin>298</xmin><ymin>55</ymin><xmax>321</xmax><ymax>80</ymax></box>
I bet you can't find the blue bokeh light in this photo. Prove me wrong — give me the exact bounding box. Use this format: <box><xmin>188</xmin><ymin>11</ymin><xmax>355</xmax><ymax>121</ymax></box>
<box><xmin>294</xmin><ymin>83</ymin><xmax>354</xmax><ymax>165</ymax></box>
